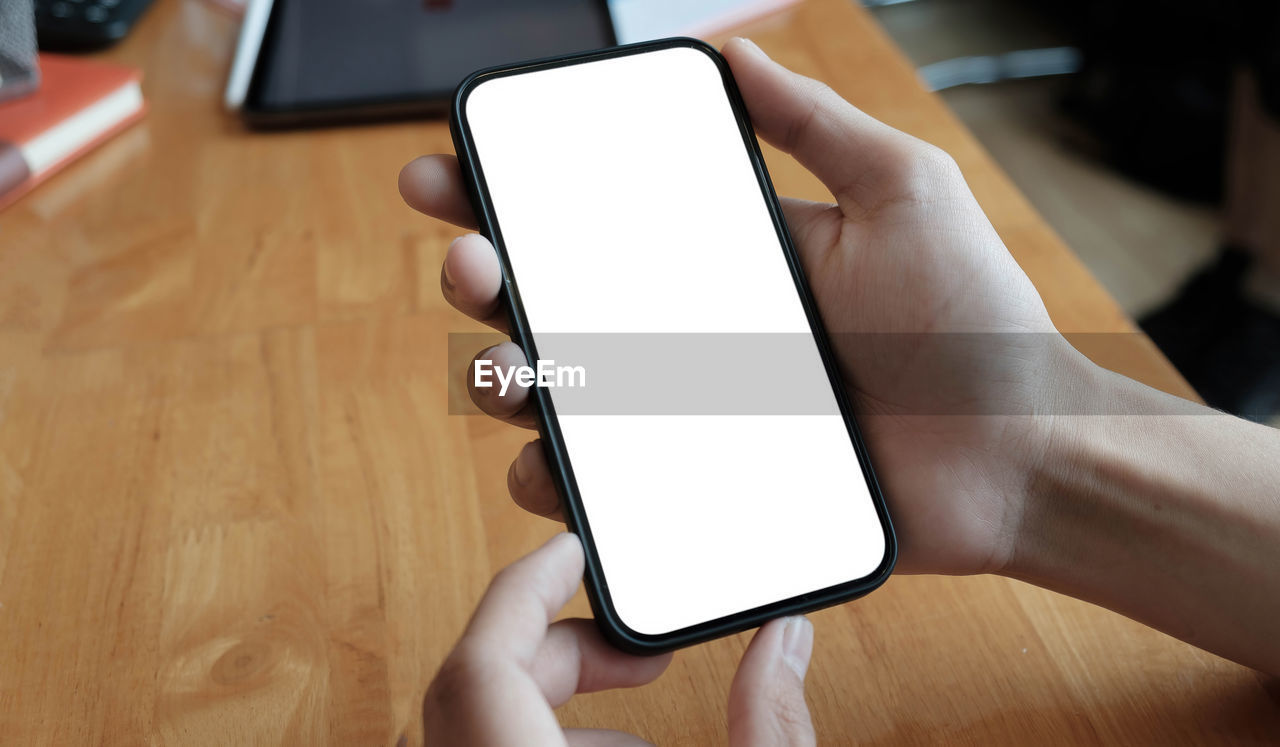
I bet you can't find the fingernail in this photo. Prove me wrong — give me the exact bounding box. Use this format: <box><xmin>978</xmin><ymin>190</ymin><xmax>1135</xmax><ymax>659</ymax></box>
<box><xmin>781</xmin><ymin>617</ymin><xmax>813</xmax><ymax>679</ymax></box>
<box><xmin>737</xmin><ymin>37</ymin><xmax>767</xmax><ymax>58</ymax></box>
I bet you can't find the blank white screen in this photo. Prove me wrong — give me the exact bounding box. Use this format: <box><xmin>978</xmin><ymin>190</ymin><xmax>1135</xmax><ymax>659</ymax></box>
<box><xmin>465</xmin><ymin>45</ymin><xmax>886</xmax><ymax>636</ymax></box>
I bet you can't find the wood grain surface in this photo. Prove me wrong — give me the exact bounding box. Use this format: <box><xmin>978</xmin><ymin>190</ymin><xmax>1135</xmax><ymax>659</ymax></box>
<box><xmin>1</xmin><ymin>0</ymin><xmax>1277</xmax><ymax>743</ymax></box>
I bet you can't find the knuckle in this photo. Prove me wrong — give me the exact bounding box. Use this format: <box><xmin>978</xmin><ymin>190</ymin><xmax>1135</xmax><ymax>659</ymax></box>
<box><xmin>908</xmin><ymin>142</ymin><xmax>961</xmax><ymax>183</ymax></box>
<box><xmin>922</xmin><ymin>143</ymin><xmax>962</xmax><ymax>178</ymax></box>
<box><xmin>771</xmin><ymin>697</ymin><xmax>816</xmax><ymax>742</ymax></box>
<box><xmin>883</xmin><ymin>141</ymin><xmax>963</xmax><ymax>205</ymax></box>
<box><xmin>805</xmin><ymin>79</ymin><xmax>841</xmax><ymax>110</ymax></box>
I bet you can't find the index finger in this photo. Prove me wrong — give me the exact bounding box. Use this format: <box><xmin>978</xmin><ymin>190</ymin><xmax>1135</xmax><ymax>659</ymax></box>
<box><xmin>462</xmin><ymin>533</ymin><xmax>585</xmax><ymax>663</ymax></box>
<box><xmin>399</xmin><ymin>154</ymin><xmax>479</xmax><ymax>229</ymax></box>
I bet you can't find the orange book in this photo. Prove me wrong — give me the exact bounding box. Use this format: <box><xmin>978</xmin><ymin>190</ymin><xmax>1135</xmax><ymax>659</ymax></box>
<box><xmin>0</xmin><ymin>54</ymin><xmax>145</xmax><ymax>211</ymax></box>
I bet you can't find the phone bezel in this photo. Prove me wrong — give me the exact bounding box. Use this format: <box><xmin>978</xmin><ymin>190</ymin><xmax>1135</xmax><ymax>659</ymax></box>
<box><xmin>450</xmin><ymin>37</ymin><xmax>897</xmax><ymax>654</ymax></box>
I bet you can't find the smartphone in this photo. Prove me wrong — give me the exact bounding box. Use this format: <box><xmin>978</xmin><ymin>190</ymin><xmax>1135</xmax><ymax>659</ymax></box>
<box><xmin>451</xmin><ymin>38</ymin><xmax>896</xmax><ymax>653</ymax></box>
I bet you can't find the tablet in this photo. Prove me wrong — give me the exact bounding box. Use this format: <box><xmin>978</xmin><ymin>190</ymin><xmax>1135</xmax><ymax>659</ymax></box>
<box><xmin>238</xmin><ymin>0</ymin><xmax>615</xmax><ymax>127</ymax></box>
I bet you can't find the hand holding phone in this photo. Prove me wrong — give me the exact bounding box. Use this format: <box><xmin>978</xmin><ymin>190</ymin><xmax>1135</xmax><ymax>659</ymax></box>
<box><xmin>403</xmin><ymin>38</ymin><xmax>1069</xmax><ymax>647</ymax></box>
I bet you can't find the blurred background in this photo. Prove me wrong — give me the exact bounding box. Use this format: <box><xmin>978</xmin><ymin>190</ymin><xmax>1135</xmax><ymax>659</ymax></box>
<box><xmin>869</xmin><ymin>0</ymin><xmax>1280</xmax><ymax>424</ymax></box>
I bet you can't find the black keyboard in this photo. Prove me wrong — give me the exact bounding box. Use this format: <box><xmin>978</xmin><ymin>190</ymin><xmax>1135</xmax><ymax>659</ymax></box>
<box><xmin>34</xmin><ymin>0</ymin><xmax>157</xmax><ymax>51</ymax></box>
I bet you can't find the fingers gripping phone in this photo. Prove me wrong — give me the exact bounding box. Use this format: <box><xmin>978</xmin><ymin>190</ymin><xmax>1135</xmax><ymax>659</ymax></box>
<box><xmin>451</xmin><ymin>38</ymin><xmax>896</xmax><ymax>653</ymax></box>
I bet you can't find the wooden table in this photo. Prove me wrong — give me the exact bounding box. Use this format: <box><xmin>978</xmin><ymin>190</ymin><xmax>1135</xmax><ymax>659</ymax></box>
<box><xmin>2</xmin><ymin>0</ymin><xmax>1277</xmax><ymax>742</ymax></box>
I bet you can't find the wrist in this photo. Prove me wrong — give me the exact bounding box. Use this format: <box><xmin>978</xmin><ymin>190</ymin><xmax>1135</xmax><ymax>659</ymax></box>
<box><xmin>945</xmin><ymin>337</ymin><xmax>1109</xmax><ymax>577</ymax></box>
<box><xmin>993</xmin><ymin>348</ymin><xmax>1280</xmax><ymax>673</ymax></box>
<box><xmin>999</xmin><ymin>349</ymin><xmax>1204</xmax><ymax>582</ymax></box>
<box><xmin>998</xmin><ymin>342</ymin><xmax>1159</xmax><ymax>579</ymax></box>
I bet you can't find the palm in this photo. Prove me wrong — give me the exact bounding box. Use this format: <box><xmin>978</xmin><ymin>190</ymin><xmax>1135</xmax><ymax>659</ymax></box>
<box><xmin>787</xmin><ymin>172</ymin><xmax>1060</xmax><ymax>573</ymax></box>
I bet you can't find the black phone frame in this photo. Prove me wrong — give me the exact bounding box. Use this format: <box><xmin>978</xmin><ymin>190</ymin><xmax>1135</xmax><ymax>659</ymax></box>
<box><xmin>450</xmin><ymin>37</ymin><xmax>897</xmax><ymax>655</ymax></box>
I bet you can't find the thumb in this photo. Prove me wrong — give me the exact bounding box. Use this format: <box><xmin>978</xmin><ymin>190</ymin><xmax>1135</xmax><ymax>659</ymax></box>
<box><xmin>728</xmin><ymin>617</ymin><xmax>817</xmax><ymax>747</ymax></box>
<box><xmin>722</xmin><ymin>37</ymin><xmax>923</xmax><ymax>212</ymax></box>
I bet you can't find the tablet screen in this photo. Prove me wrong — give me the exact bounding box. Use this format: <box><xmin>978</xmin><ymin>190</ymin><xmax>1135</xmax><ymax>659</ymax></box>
<box><xmin>250</xmin><ymin>0</ymin><xmax>614</xmax><ymax>114</ymax></box>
